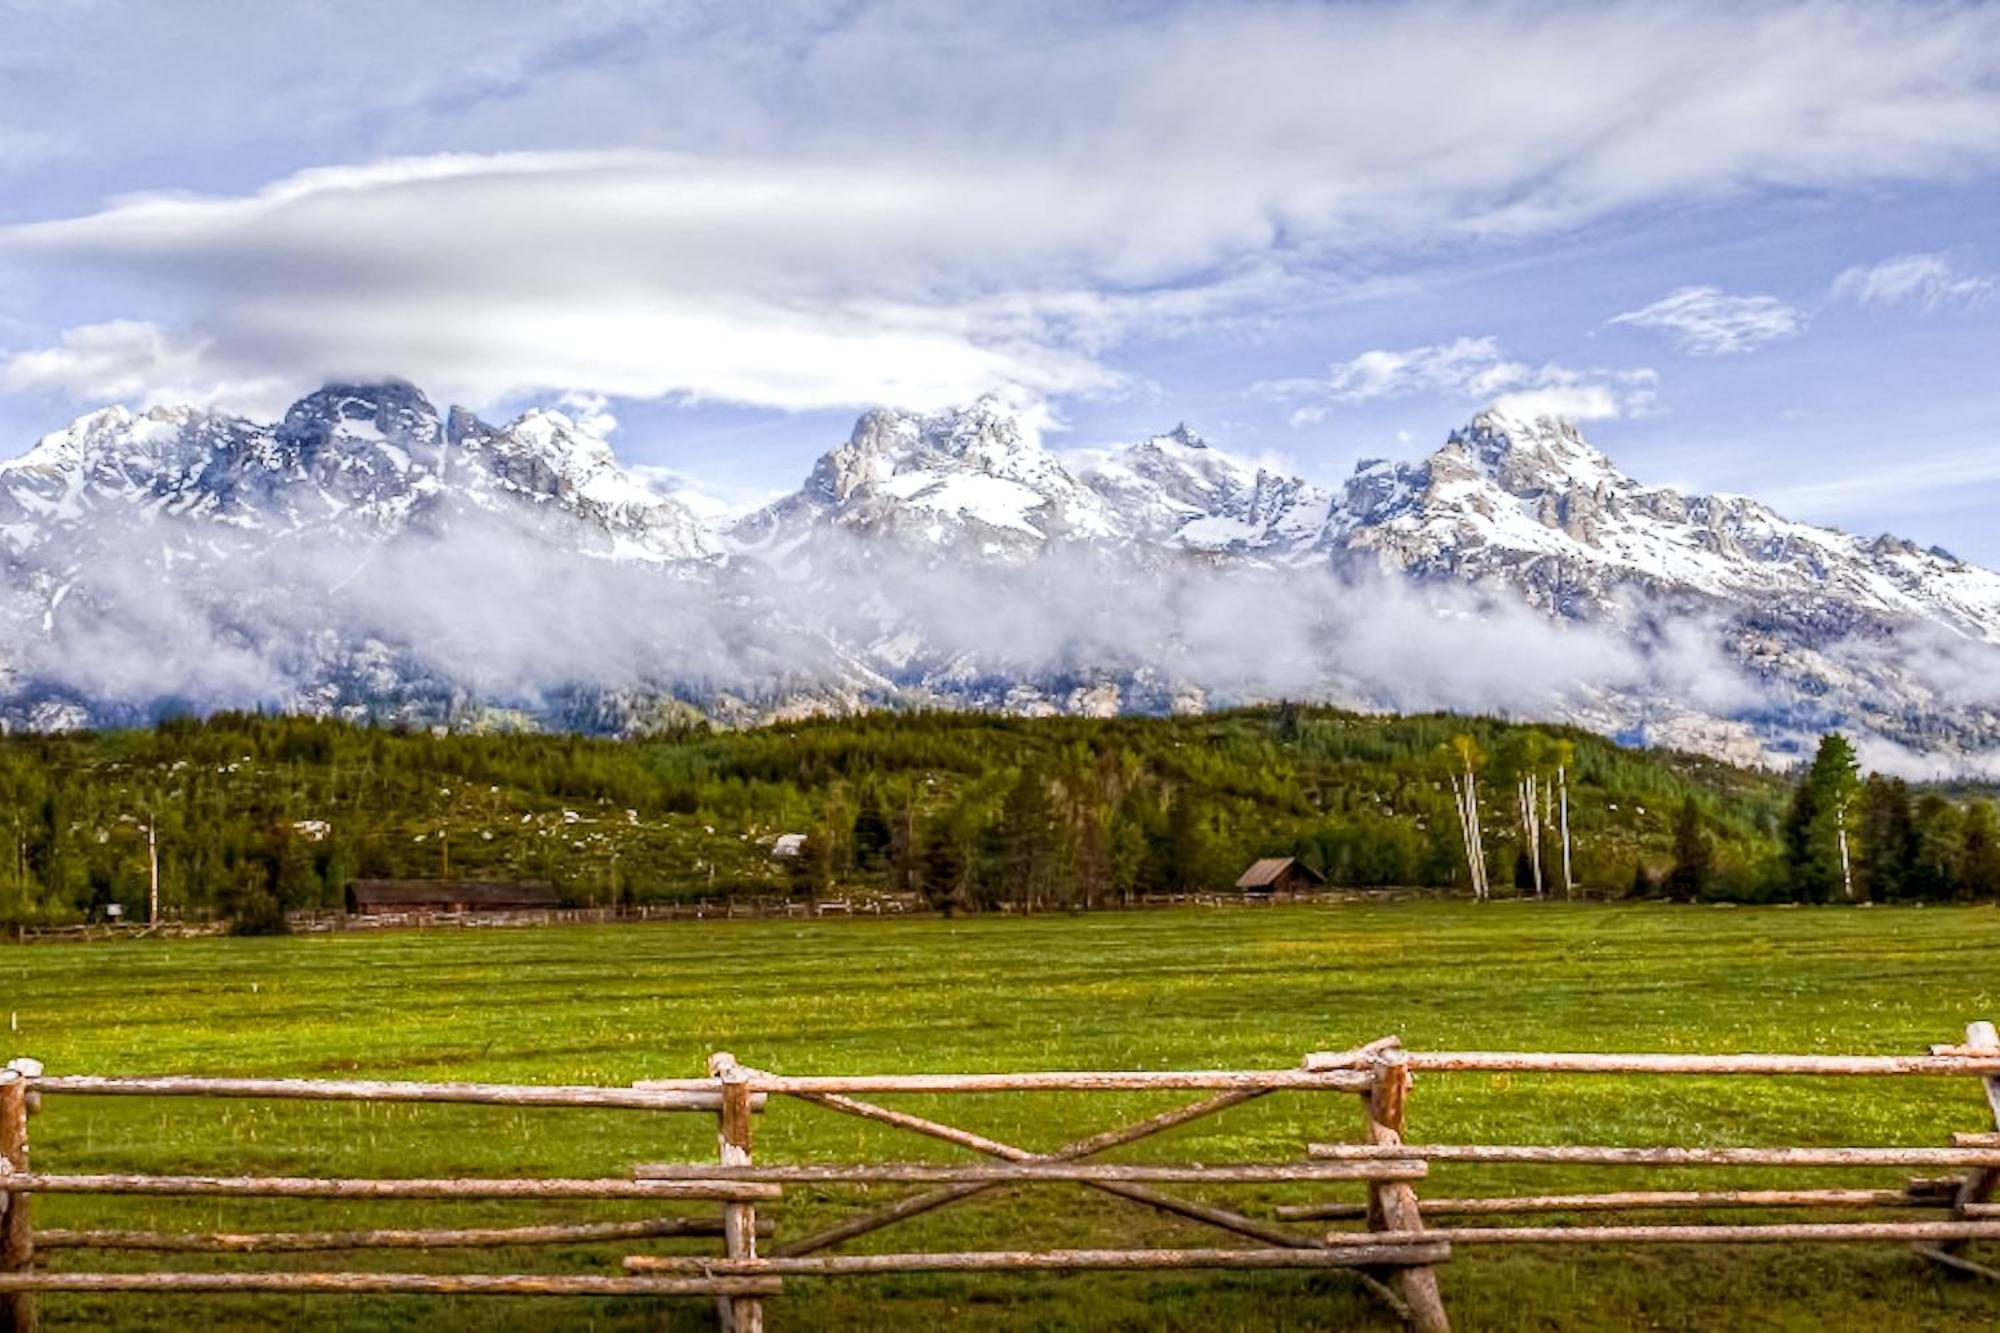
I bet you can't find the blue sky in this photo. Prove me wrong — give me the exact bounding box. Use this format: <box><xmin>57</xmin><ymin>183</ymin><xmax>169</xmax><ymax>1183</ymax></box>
<box><xmin>1</xmin><ymin>1</ymin><xmax>1997</xmax><ymax>553</ymax></box>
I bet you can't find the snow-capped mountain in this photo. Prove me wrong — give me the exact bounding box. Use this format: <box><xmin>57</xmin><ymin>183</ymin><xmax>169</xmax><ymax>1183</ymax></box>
<box><xmin>0</xmin><ymin>383</ymin><xmax>712</xmax><ymax>565</ymax></box>
<box><xmin>1327</xmin><ymin>410</ymin><xmax>2000</xmax><ymax>640</ymax></box>
<box><xmin>730</xmin><ymin>399</ymin><xmax>1119</xmax><ymax>560</ymax></box>
<box><xmin>1073</xmin><ymin>424</ymin><xmax>1330</xmax><ymax>556</ymax></box>
<box><xmin>729</xmin><ymin>401</ymin><xmax>1330</xmax><ymax>564</ymax></box>
<box><xmin>6</xmin><ymin>383</ymin><xmax>2000</xmax><ymax>770</ymax></box>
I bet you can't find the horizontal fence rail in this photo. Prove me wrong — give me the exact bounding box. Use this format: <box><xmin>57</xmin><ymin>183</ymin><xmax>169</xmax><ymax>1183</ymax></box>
<box><xmin>0</xmin><ymin>1272</ymin><xmax>786</xmax><ymax>1297</ymax></box>
<box><xmin>637</xmin><ymin>1068</ymin><xmax>1375</xmax><ymax>1095</ymax></box>
<box><xmin>4</xmin><ymin>1023</ymin><xmax>2000</xmax><ymax>1333</ymax></box>
<box><xmin>635</xmin><ymin>1161</ymin><xmax>1426</xmax><ymax>1185</ymax></box>
<box><xmin>34</xmin><ymin>1216</ymin><xmax>758</xmax><ymax>1252</ymax></box>
<box><xmin>623</xmin><ymin>1244</ymin><xmax>1454</xmax><ymax>1276</ymax></box>
<box><xmin>1278</xmin><ymin>1186</ymin><xmax>1957</xmax><ymax>1221</ymax></box>
<box><xmin>1308</xmin><ymin>1144</ymin><xmax>2000</xmax><ymax>1168</ymax></box>
<box><xmin>35</xmin><ymin>1074</ymin><xmax>741</xmax><ymax>1112</ymax></box>
<box><xmin>1303</xmin><ymin>1049</ymin><xmax>2000</xmax><ymax>1077</ymax></box>
<box><xmin>1317</xmin><ymin>1221</ymin><xmax>2000</xmax><ymax>1247</ymax></box>
<box><xmin>0</xmin><ymin>1174</ymin><xmax>780</xmax><ymax>1201</ymax></box>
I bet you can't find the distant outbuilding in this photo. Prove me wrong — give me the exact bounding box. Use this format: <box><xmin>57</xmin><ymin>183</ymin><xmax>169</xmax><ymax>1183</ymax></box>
<box><xmin>345</xmin><ymin>879</ymin><xmax>560</xmax><ymax>916</ymax></box>
<box><xmin>1233</xmin><ymin>857</ymin><xmax>1326</xmax><ymax>895</ymax></box>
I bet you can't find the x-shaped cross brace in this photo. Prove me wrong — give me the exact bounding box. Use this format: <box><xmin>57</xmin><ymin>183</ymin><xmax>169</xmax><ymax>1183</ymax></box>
<box><xmin>760</xmin><ymin>1075</ymin><xmax>1411</xmax><ymax>1322</ymax></box>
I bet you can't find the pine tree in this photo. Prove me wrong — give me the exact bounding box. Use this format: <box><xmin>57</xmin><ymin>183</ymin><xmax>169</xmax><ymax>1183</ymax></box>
<box><xmin>851</xmin><ymin>790</ymin><xmax>892</xmax><ymax>872</ymax></box>
<box><xmin>917</xmin><ymin>823</ymin><xmax>966</xmax><ymax>915</ymax></box>
<box><xmin>1910</xmin><ymin>794</ymin><xmax>1966</xmax><ymax>901</ymax></box>
<box><xmin>1664</xmin><ymin>796</ymin><xmax>1712</xmax><ymax>902</ymax></box>
<box><xmin>1961</xmin><ymin>802</ymin><xmax>2000</xmax><ymax>900</ymax></box>
<box><xmin>1165</xmin><ymin>789</ymin><xmax>1214</xmax><ymax>892</ymax></box>
<box><xmin>1855</xmin><ymin>775</ymin><xmax>1914</xmax><ymax>901</ymax></box>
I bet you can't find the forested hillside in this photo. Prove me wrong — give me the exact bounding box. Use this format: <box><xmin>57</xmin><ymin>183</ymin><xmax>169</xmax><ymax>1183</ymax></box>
<box><xmin>0</xmin><ymin>707</ymin><xmax>1798</xmax><ymax>928</ymax></box>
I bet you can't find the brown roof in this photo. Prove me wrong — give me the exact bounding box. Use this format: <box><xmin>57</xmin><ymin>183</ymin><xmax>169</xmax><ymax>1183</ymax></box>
<box><xmin>346</xmin><ymin>879</ymin><xmax>559</xmax><ymax>911</ymax></box>
<box><xmin>1234</xmin><ymin>857</ymin><xmax>1325</xmax><ymax>889</ymax></box>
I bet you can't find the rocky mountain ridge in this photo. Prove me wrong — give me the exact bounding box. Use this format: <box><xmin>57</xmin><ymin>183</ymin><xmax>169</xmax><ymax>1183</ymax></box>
<box><xmin>4</xmin><ymin>382</ymin><xmax>1998</xmax><ymax>771</ymax></box>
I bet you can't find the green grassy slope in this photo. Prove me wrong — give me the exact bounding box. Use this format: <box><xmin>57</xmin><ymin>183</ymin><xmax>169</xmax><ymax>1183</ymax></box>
<box><xmin>0</xmin><ymin>708</ymin><xmax>1788</xmax><ymax>924</ymax></box>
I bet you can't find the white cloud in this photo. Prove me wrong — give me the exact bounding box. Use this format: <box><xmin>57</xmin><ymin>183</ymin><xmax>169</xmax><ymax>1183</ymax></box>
<box><xmin>1607</xmin><ymin>286</ymin><xmax>1803</xmax><ymax>355</ymax></box>
<box><xmin>1763</xmin><ymin>439</ymin><xmax>2000</xmax><ymax>520</ymax></box>
<box><xmin>555</xmin><ymin>391</ymin><xmax>619</xmax><ymax>439</ymax></box>
<box><xmin>1486</xmin><ymin>385</ymin><xmax>1627</xmax><ymax>423</ymax></box>
<box><xmin>1258</xmin><ymin>336</ymin><xmax>1658</xmax><ymax>423</ymax></box>
<box><xmin>2</xmin><ymin>2</ymin><xmax>1999</xmax><ymax>415</ymax></box>
<box><xmin>0</xmin><ymin>319</ymin><xmax>289</xmax><ymax>414</ymax></box>
<box><xmin>1833</xmin><ymin>252</ymin><xmax>1993</xmax><ymax>310</ymax></box>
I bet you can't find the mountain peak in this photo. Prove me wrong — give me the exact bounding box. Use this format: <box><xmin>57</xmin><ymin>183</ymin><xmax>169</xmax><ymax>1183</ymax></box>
<box><xmin>1441</xmin><ymin>408</ymin><xmax>1624</xmax><ymax>498</ymax></box>
<box><xmin>506</xmin><ymin>407</ymin><xmax>618</xmax><ymax>470</ymax></box>
<box><xmin>275</xmin><ymin>380</ymin><xmax>441</xmax><ymax>464</ymax></box>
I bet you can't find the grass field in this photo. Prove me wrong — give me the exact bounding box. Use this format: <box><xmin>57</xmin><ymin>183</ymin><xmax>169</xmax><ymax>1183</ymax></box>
<box><xmin>6</xmin><ymin>901</ymin><xmax>2000</xmax><ymax>1329</ymax></box>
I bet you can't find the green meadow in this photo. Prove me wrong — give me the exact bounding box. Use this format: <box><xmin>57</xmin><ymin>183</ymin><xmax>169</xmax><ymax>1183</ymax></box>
<box><xmin>5</xmin><ymin>901</ymin><xmax>2000</xmax><ymax>1329</ymax></box>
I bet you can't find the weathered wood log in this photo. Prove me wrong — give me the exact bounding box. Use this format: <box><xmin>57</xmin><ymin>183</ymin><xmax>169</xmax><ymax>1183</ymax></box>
<box><xmin>1361</xmin><ymin>1049</ymin><xmax>1451</xmax><ymax>1333</ymax></box>
<box><xmin>713</xmin><ymin>1053</ymin><xmax>762</xmax><ymax>1333</ymax></box>
<box><xmin>1310</xmin><ymin>1143</ymin><xmax>2000</xmax><ymax>1167</ymax></box>
<box><xmin>33</xmin><ymin>1216</ymin><xmax>755</xmax><ymax>1252</ymax></box>
<box><xmin>1</xmin><ymin>1174</ymin><xmax>779</xmax><ymax>1201</ymax></box>
<box><xmin>1279</xmin><ymin>1188</ymin><xmax>1941</xmax><ymax>1220</ymax></box>
<box><xmin>636</xmin><ymin>1161</ymin><xmax>1425</xmax><ymax>1185</ymax></box>
<box><xmin>791</xmin><ymin>1092</ymin><xmax>1026</xmax><ymax>1160</ymax></box>
<box><xmin>1303</xmin><ymin>1051</ymin><xmax>2000</xmax><ymax>1077</ymax></box>
<box><xmin>1321</xmin><ymin>1220</ymin><xmax>2000</xmax><ymax>1246</ymax></box>
<box><xmin>641</xmin><ymin>1069</ymin><xmax>1372</xmax><ymax>1095</ymax></box>
<box><xmin>36</xmin><ymin>1075</ymin><xmax>737</xmax><ymax>1112</ymax></box>
<box><xmin>626</xmin><ymin>1244</ymin><xmax>1451</xmax><ymax>1276</ymax></box>
<box><xmin>0</xmin><ymin>1271</ymin><xmax>782</xmax><ymax>1296</ymax></box>
<box><xmin>1914</xmin><ymin>1245</ymin><xmax>2000</xmax><ymax>1281</ymax></box>
<box><xmin>1938</xmin><ymin>1020</ymin><xmax>2000</xmax><ymax>1268</ymax></box>
<box><xmin>1</xmin><ymin>1065</ymin><xmax>33</xmax><ymax>1333</ymax></box>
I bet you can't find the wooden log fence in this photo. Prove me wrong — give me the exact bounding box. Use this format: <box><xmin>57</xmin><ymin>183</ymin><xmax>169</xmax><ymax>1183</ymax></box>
<box><xmin>4</xmin><ymin>1025</ymin><xmax>2000</xmax><ymax>1330</ymax></box>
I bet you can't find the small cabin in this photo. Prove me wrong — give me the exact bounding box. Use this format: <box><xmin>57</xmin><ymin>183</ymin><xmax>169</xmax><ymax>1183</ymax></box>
<box><xmin>344</xmin><ymin>879</ymin><xmax>560</xmax><ymax>916</ymax></box>
<box><xmin>1233</xmin><ymin>857</ymin><xmax>1326</xmax><ymax>896</ymax></box>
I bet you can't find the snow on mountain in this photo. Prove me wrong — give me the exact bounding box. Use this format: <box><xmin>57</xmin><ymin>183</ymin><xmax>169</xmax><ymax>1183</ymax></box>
<box><xmin>1070</xmin><ymin>424</ymin><xmax>1331</xmax><ymax>556</ymax></box>
<box><xmin>730</xmin><ymin>398</ymin><xmax>1120</xmax><ymax>560</ymax></box>
<box><xmin>729</xmin><ymin>402</ymin><xmax>1329</xmax><ymax>564</ymax></box>
<box><xmin>0</xmin><ymin>383</ymin><xmax>714</xmax><ymax>565</ymax></box>
<box><xmin>7</xmin><ymin>383</ymin><xmax>2000</xmax><ymax>769</ymax></box>
<box><xmin>1328</xmin><ymin>406</ymin><xmax>2000</xmax><ymax>641</ymax></box>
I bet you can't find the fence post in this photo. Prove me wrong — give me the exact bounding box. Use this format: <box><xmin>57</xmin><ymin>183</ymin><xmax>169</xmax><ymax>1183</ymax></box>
<box><xmin>710</xmin><ymin>1053</ymin><xmax>762</xmax><ymax>1333</ymax></box>
<box><xmin>1364</xmin><ymin>1048</ymin><xmax>1450</xmax><ymax>1333</ymax></box>
<box><xmin>1932</xmin><ymin>1020</ymin><xmax>2000</xmax><ymax>1271</ymax></box>
<box><xmin>1</xmin><ymin>1058</ymin><xmax>40</xmax><ymax>1333</ymax></box>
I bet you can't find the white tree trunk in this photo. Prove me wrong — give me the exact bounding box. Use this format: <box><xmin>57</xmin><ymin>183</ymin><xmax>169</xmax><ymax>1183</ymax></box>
<box><xmin>1450</xmin><ymin>775</ymin><xmax>1476</xmax><ymax>900</ymax></box>
<box><xmin>1557</xmin><ymin>767</ymin><xmax>1574</xmax><ymax>899</ymax></box>
<box><xmin>1465</xmin><ymin>762</ymin><xmax>1488</xmax><ymax>900</ymax></box>
<box><xmin>1518</xmin><ymin>774</ymin><xmax>1543</xmax><ymax>899</ymax></box>
<box><xmin>1838</xmin><ymin>803</ymin><xmax>1854</xmax><ymax>901</ymax></box>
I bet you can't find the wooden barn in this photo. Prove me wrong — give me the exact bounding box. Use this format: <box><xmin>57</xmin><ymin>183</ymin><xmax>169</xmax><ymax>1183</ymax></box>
<box><xmin>344</xmin><ymin>879</ymin><xmax>560</xmax><ymax>917</ymax></box>
<box><xmin>1233</xmin><ymin>857</ymin><xmax>1326</xmax><ymax>896</ymax></box>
